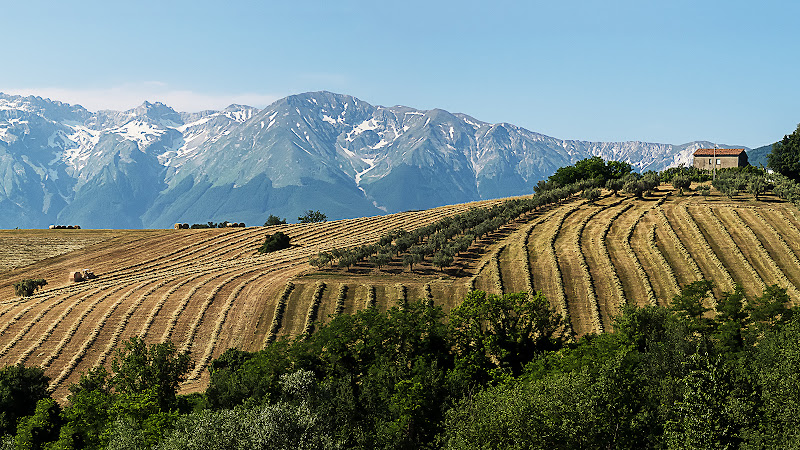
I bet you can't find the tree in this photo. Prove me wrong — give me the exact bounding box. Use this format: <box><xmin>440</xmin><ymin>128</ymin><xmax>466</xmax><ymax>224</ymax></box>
<box><xmin>14</xmin><ymin>398</ymin><xmax>62</xmax><ymax>450</ymax></box>
<box><xmin>369</xmin><ymin>252</ymin><xmax>391</xmax><ymax>270</ymax></box>
<box><xmin>747</xmin><ymin>176</ymin><xmax>768</xmax><ymax>201</ymax></box>
<box><xmin>432</xmin><ymin>250</ymin><xmax>454</xmax><ymax>271</ymax></box>
<box><xmin>605</xmin><ymin>178</ymin><xmax>624</xmax><ymax>196</ymax></box>
<box><xmin>672</xmin><ymin>175</ymin><xmax>691</xmax><ymax>193</ymax></box>
<box><xmin>13</xmin><ymin>279</ymin><xmax>47</xmax><ymax>297</ymax></box>
<box><xmin>298</xmin><ymin>210</ymin><xmax>327</xmax><ymax>223</ymax></box>
<box><xmin>258</xmin><ymin>232</ymin><xmax>291</xmax><ymax>253</ymax></box>
<box><xmin>0</xmin><ymin>364</ymin><xmax>51</xmax><ymax>437</ymax></box>
<box><xmin>581</xmin><ymin>187</ymin><xmax>601</xmax><ymax>203</ymax></box>
<box><xmin>264</xmin><ymin>215</ymin><xmax>287</xmax><ymax>226</ymax></box>
<box><xmin>670</xmin><ymin>280</ymin><xmax>713</xmax><ymax>334</ymax></box>
<box><xmin>57</xmin><ymin>367</ymin><xmax>113</xmax><ymax>450</ymax></box>
<box><xmin>449</xmin><ymin>291</ymin><xmax>564</xmax><ymax>382</ymax></box>
<box><xmin>110</xmin><ymin>337</ymin><xmax>192</xmax><ymax>413</ymax></box>
<box><xmin>402</xmin><ymin>253</ymin><xmax>422</xmax><ymax>272</ymax></box>
<box><xmin>767</xmin><ymin>123</ymin><xmax>800</xmax><ymax>182</ymax></box>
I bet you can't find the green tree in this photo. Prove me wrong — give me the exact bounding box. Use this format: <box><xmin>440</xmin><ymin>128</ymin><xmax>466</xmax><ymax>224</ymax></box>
<box><xmin>298</xmin><ymin>210</ymin><xmax>327</xmax><ymax>223</ymax></box>
<box><xmin>0</xmin><ymin>364</ymin><xmax>50</xmax><ymax>437</ymax></box>
<box><xmin>605</xmin><ymin>178</ymin><xmax>624</xmax><ymax>196</ymax></box>
<box><xmin>402</xmin><ymin>253</ymin><xmax>421</xmax><ymax>272</ymax></box>
<box><xmin>258</xmin><ymin>232</ymin><xmax>292</xmax><ymax>253</ymax></box>
<box><xmin>767</xmin><ymin>123</ymin><xmax>800</xmax><ymax>181</ymax></box>
<box><xmin>264</xmin><ymin>215</ymin><xmax>287</xmax><ymax>226</ymax></box>
<box><xmin>672</xmin><ymin>175</ymin><xmax>691</xmax><ymax>193</ymax></box>
<box><xmin>12</xmin><ymin>279</ymin><xmax>47</xmax><ymax>297</ymax></box>
<box><xmin>581</xmin><ymin>187</ymin><xmax>601</xmax><ymax>203</ymax></box>
<box><xmin>449</xmin><ymin>291</ymin><xmax>564</xmax><ymax>382</ymax></box>
<box><xmin>110</xmin><ymin>337</ymin><xmax>192</xmax><ymax>413</ymax></box>
<box><xmin>670</xmin><ymin>280</ymin><xmax>713</xmax><ymax>334</ymax></box>
<box><xmin>56</xmin><ymin>367</ymin><xmax>113</xmax><ymax>450</ymax></box>
<box><xmin>747</xmin><ymin>176</ymin><xmax>768</xmax><ymax>201</ymax></box>
<box><xmin>14</xmin><ymin>398</ymin><xmax>62</xmax><ymax>450</ymax></box>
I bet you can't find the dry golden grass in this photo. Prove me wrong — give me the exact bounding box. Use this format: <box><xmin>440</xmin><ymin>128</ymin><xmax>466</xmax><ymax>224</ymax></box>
<box><xmin>3</xmin><ymin>188</ymin><xmax>800</xmax><ymax>402</ymax></box>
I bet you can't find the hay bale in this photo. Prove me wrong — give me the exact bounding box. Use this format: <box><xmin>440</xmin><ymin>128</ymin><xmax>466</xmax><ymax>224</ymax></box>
<box><xmin>69</xmin><ymin>271</ymin><xmax>83</xmax><ymax>282</ymax></box>
<box><xmin>174</xmin><ymin>223</ymin><xmax>182</xmax><ymax>230</ymax></box>
<box><xmin>74</xmin><ymin>225</ymin><xmax>81</xmax><ymax>229</ymax></box>
<box><xmin>238</xmin><ymin>222</ymin><xmax>246</xmax><ymax>228</ymax></box>
<box><xmin>67</xmin><ymin>225</ymin><xmax>74</xmax><ymax>229</ymax></box>
<box><xmin>226</xmin><ymin>222</ymin><xmax>235</xmax><ymax>228</ymax></box>
<box><xmin>181</xmin><ymin>223</ymin><xmax>190</xmax><ymax>229</ymax></box>
<box><xmin>49</xmin><ymin>225</ymin><xmax>55</xmax><ymax>230</ymax></box>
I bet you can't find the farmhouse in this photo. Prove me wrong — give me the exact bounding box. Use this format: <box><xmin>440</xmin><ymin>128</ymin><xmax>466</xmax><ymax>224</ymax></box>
<box><xmin>692</xmin><ymin>148</ymin><xmax>748</xmax><ymax>170</ymax></box>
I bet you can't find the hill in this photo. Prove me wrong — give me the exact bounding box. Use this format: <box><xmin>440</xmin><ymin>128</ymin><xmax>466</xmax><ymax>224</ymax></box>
<box><xmin>0</xmin><ymin>91</ymin><xmax>747</xmax><ymax>229</ymax></box>
<box><xmin>2</xmin><ymin>185</ymin><xmax>800</xmax><ymax>400</ymax></box>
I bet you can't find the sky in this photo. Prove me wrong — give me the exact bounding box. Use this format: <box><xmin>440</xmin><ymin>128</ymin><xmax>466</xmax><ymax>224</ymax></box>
<box><xmin>2</xmin><ymin>0</ymin><xmax>797</xmax><ymax>148</ymax></box>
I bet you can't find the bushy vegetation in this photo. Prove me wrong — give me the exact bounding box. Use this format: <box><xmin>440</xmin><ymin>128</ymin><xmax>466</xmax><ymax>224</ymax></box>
<box><xmin>4</xmin><ymin>283</ymin><xmax>800</xmax><ymax>448</ymax></box>
<box><xmin>298</xmin><ymin>210</ymin><xmax>327</xmax><ymax>224</ymax></box>
<box><xmin>188</xmin><ymin>221</ymin><xmax>232</xmax><ymax>229</ymax></box>
<box><xmin>767</xmin><ymin>123</ymin><xmax>800</xmax><ymax>182</ymax></box>
<box><xmin>12</xmin><ymin>278</ymin><xmax>47</xmax><ymax>297</ymax></box>
<box><xmin>258</xmin><ymin>232</ymin><xmax>291</xmax><ymax>254</ymax></box>
<box><xmin>264</xmin><ymin>215</ymin><xmax>287</xmax><ymax>226</ymax></box>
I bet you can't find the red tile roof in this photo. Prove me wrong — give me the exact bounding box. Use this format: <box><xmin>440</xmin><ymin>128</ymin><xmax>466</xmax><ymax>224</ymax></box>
<box><xmin>693</xmin><ymin>148</ymin><xmax>746</xmax><ymax>156</ymax></box>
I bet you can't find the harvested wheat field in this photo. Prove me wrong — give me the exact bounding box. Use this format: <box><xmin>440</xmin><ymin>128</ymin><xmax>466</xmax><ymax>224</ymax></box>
<box><xmin>3</xmin><ymin>186</ymin><xmax>800</xmax><ymax>401</ymax></box>
<box><xmin>0</xmin><ymin>199</ymin><xmax>504</xmax><ymax>400</ymax></box>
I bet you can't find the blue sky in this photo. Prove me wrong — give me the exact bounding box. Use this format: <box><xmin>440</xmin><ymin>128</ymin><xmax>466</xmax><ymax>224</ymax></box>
<box><xmin>3</xmin><ymin>0</ymin><xmax>797</xmax><ymax>148</ymax></box>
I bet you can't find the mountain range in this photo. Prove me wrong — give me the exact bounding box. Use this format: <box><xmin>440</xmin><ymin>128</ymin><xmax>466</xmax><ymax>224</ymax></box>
<box><xmin>0</xmin><ymin>91</ymin><xmax>749</xmax><ymax>229</ymax></box>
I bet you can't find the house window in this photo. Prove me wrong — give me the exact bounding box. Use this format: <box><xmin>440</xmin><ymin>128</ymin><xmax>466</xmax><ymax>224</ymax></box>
<box><xmin>716</xmin><ymin>159</ymin><xmax>721</xmax><ymax>165</ymax></box>
<box><xmin>709</xmin><ymin>158</ymin><xmax>713</xmax><ymax>164</ymax></box>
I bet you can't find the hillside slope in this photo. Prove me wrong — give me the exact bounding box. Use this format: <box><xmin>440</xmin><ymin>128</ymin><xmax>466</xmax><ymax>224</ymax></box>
<box><xmin>2</xmin><ymin>187</ymin><xmax>799</xmax><ymax>400</ymax></box>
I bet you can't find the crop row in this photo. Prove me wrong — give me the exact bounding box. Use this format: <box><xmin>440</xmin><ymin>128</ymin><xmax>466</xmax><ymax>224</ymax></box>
<box><xmin>189</xmin><ymin>271</ymin><xmax>267</xmax><ymax>381</ymax></box>
<box><xmin>654</xmin><ymin>206</ymin><xmax>703</xmax><ymax>281</ymax></box>
<box><xmin>180</xmin><ymin>268</ymin><xmax>262</xmax><ymax>355</ymax></box>
<box><xmin>95</xmin><ymin>277</ymin><xmax>176</xmax><ymax>370</ymax></box>
<box><xmin>623</xmin><ymin>206</ymin><xmax>656</xmax><ymax>306</ymax></box>
<box><xmin>265</xmin><ymin>282</ymin><xmax>295</xmax><ymax>345</ymax></box>
<box><xmin>704</xmin><ymin>206</ymin><xmax>766</xmax><ymax>292</ymax></box>
<box><xmin>574</xmin><ymin>204</ymin><xmax>607</xmax><ymax>334</ymax></box>
<box><xmin>648</xmin><ymin>223</ymin><xmax>680</xmax><ymax>294</ymax></box>
<box><xmin>492</xmin><ymin>246</ymin><xmax>505</xmax><ymax>295</ymax></box>
<box><xmin>678</xmin><ymin>204</ymin><xmax>733</xmax><ymax>303</ymax></box>
<box><xmin>334</xmin><ymin>284</ymin><xmax>348</xmax><ymax>316</ymax></box>
<box><xmin>50</xmin><ymin>280</ymin><xmax>152</xmax><ymax>391</ymax></box>
<box><xmin>303</xmin><ymin>281</ymin><xmax>326</xmax><ymax>336</ymax></box>
<box><xmin>728</xmin><ymin>208</ymin><xmax>798</xmax><ymax>298</ymax></box>
<box><xmin>751</xmin><ymin>209</ymin><xmax>800</xmax><ymax>299</ymax></box>
<box><xmin>364</xmin><ymin>285</ymin><xmax>377</xmax><ymax>309</ymax></box>
<box><xmin>549</xmin><ymin>205</ymin><xmax>581</xmax><ymax>322</ymax></box>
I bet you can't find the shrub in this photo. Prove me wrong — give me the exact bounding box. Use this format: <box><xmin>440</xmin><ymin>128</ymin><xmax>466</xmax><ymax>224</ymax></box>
<box><xmin>13</xmin><ymin>279</ymin><xmax>47</xmax><ymax>297</ymax></box>
<box><xmin>258</xmin><ymin>232</ymin><xmax>291</xmax><ymax>254</ymax></box>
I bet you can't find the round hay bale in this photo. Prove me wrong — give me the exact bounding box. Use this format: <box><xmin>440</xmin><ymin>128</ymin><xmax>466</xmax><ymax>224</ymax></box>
<box><xmin>238</xmin><ymin>222</ymin><xmax>246</xmax><ymax>228</ymax></box>
<box><xmin>74</xmin><ymin>225</ymin><xmax>81</xmax><ymax>229</ymax></box>
<box><xmin>226</xmin><ymin>222</ymin><xmax>235</xmax><ymax>228</ymax></box>
<box><xmin>67</xmin><ymin>225</ymin><xmax>74</xmax><ymax>229</ymax></box>
<box><xmin>69</xmin><ymin>271</ymin><xmax>83</xmax><ymax>282</ymax></box>
<box><xmin>181</xmin><ymin>223</ymin><xmax>190</xmax><ymax>229</ymax></box>
<box><xmin>49</xmin><ymin>225</ymin><xmax>55</xmax><ymax>230</ymax></box>
<box><xmin>174</xmin><ymin>223</ymin><xmax>182</xmax><ymax>230</ymax></box>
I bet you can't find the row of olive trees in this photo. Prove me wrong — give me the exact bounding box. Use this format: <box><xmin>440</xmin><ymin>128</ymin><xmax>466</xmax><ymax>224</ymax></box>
<box><xmin>711</xmin><ymin>168</ymin><xmax>769</xmax><ymax>200</ymax></box>
<box><xmin>310</xmin><ymin>178</ymin><xmax>601</xmax><ymax>272</ymax></box>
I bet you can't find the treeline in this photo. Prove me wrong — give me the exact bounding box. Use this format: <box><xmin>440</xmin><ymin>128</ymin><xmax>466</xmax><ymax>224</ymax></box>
<box><xmin>3</xmin><ymin>282</ymin><xmax>800</xmax><ymax>449</ymax></box>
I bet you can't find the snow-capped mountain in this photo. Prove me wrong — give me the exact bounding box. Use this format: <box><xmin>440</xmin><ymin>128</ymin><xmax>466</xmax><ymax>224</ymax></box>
<box><xmin>0</xmin><ymin>91</ymin><xmax>745</xmax><ymax>229</ymax></box>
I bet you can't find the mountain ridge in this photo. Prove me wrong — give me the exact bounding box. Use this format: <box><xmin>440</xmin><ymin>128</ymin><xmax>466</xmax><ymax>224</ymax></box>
<box><xmin>0</xmin><ymin>90</ymin><xmax>749</xmax><ymax>229</ymax></box>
